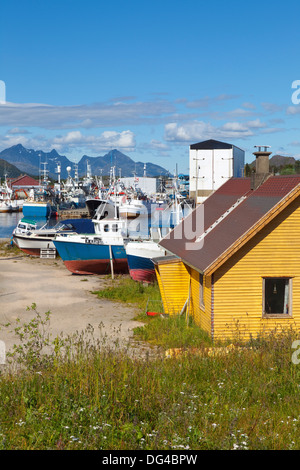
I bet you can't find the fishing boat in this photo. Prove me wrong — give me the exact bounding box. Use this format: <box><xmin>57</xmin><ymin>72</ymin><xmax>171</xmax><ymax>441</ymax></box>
<box><xmin>119</xmin><ymin>197</ymin><xmax>149</xmax><ymax>219</ymax></box>
<box><xmin>53</xmin><ymin>218</ymin><xmax>128</xmax><ymax>275</ymax></box>
<box><xmin>0</xmin><ymin>200</ymin><xmax>12</xmax><ymax>213</ymax></box>
<box><xmin>22</xmin><ymin>201</ymin><xmax>52</xmax><ymax>218</ymax></box>
<box><xmin>125</xmin><ymin>238</ymin><xmax>167</xmax><ymax>283</ymax></box>
<box><xmin>86</xmin><ymin>197</ymin><xmax>116</xmax><ymax>219</ymax></box>
<box><xmin>12</xmin><ymin>218</ymin><xmax>95</xmax><ymax>256</ymax></box>
<box><xmin>125</xmin><ymin>194</ymin><xmax>193</xmax><ymax>283</ymax></box>
<box><xmin>54</xmin><ymin>193</ymin><xmax>153</xmax><ymax>276</ymax></box>
<box><xmin>0</xmin><ymin>176</ymin><xmax>14</xmax><ymax>212</ymax></box>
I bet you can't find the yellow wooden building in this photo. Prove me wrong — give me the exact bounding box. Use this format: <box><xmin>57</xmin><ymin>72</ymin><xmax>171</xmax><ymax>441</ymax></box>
<box><xmin>155</xmin><ymin>150</ymin><xmax>300</xmax><ymax>341</ymax></box>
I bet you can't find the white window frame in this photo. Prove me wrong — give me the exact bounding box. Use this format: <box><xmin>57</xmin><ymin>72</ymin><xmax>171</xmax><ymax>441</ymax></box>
<box><xmin>262</xmin><ymin>277</ymin><xmax>293</xmax><ymax>318</ymax></box>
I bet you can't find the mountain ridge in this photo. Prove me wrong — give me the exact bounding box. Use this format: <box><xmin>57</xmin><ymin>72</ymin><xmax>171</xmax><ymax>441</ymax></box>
<box><xmin>0</xmin><ymin>144</ymin><xmax>171</xmax><ymax>180</ymax></box>
<box><xmin>0</xmin><ymin>158</ymin><xmax>24</xmax><ymax>179</ymax></box>
<box><xmin>250</xmin><ymin>154</ymin><xmax>297</xmax><ymax>168</ymax></box>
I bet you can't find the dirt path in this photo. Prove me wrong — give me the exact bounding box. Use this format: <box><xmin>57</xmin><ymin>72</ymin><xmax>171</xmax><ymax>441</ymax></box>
<box><xmin>0</xmin><ymin>252</ymin><xmax>146</xmax><ymax>356</ymax></box>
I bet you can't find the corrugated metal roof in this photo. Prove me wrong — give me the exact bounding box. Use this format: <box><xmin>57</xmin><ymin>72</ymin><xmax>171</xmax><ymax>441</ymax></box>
<box><xmin>152</xmin><ymin>254</ymin><xmax>179</xmax><ymax>265</ymax></box>
<box><xmin>159</xmin><ymin>175</ymin><xmax>300</xmax><ymax>274</ymax></box>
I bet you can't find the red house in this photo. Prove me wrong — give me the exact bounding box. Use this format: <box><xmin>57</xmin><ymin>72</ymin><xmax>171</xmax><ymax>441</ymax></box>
<box><xmin>8</xmin><ymin>175</ymin><xmax>40</xmax><ymax>198</ymax></box>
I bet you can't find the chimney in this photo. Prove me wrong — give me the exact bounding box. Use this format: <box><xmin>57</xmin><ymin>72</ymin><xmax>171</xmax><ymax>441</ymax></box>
<box><xmin>251</xmin><ymin>145</ymin><xmax>272</xmax><ymax>190</ymax></box>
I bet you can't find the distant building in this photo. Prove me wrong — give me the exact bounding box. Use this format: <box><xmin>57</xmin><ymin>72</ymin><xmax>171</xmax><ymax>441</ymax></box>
<box><xmin>7</xmin><ymin>175</ymin><xmax>40</xmax><ymax>198</ymax></box>
<box><xmin>189</xmin><ymin>139</ymin><xmax>245</xmax><ymax>204</ymax></box>
<box><xmin>8</xmin><ymin>175</ymin><xmax>40</xmax><ymax>190</ymax></box>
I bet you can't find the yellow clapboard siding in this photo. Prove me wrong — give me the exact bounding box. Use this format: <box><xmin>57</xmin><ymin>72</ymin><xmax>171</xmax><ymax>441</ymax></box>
<box><xmin>202</xmin><ymin>275</ymin><xmax>212</xmax><ymax>334</ymax></box>
<box><xmin>155</xmin><ymin>265</ymin><xmax>167</xmax><ymax>313</ymax></box>
<box><xmin>188</xmin><ymin>268</ymin><xmax>198</xmax><ymax>320</ymax></box>
<box><xmin>213</xmin><ymin>197</ymin><xmax>300</xmax><ymax>341</ymax></box>
<box><xmin>188</xmin><ymin>268</ymin><xmax>212</xmax><ymax>335</ymax></box>
<box><xmin>156</xmin><ymin>260</ymin><xmax>190</xmax><ymax>315</ymax></box>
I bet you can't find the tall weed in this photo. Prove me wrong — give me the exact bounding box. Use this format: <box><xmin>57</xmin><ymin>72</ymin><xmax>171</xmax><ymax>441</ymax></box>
<box><xmin>0</xmin><ymin>302</ymin><xmax>300</xmax><ymax>450</ymax></box>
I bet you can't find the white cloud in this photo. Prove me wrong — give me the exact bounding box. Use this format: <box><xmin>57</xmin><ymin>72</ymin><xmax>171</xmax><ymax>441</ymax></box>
<box><xmin>242</xmin><ymin>102</ymin><xmax>256</xmax><ymax>110</ymax></box>
<box><xmin>0</xmin><ymin>99</ymin><xmax>176</xmax><ymax>130</ymax></box>
<box><xmin>164</xmin><ymin>121</ymin><xmax>216</xmax><ymax>142</ymax></box>
<box><xmin>0</xmin><ymin>96</ymin><xmax>291</xmax><ymax>159</ymax></box>
<box><xmin>262</xmin><ymin>102</ymin><xmax>285</xmax><ymax>113</ymax></box>
<box><xmin>224</xmin><ymin>108</ymin><xmax>256</xmax><ymax>118</ymax></box>
<box><xmin>52</xmin><ymin>130</ymin><xmax>136</xmax><ymax>153</ymax></box>
<box><xmin>246</xmin><ymin>119</ymin><xmax>267</xmax><ymax>129</ymax></box>
<box><xmin>53</xmin><ymin>131</ymin><xmax>83</xmax><ymax>145</ymax></box>
<box><xmin>186</xmin><ymin>94</ymin><xmax>238</xmax><ymax>109</ymax></box>
<box><xmin>0</xmin><ymin>133</ymin><xmax>49</xmax><ymax>151</ymax></box>
<box><xmin>0</xmin><ymin>129</ymin><xmax>136</xmax><ymax>155</ymax></box>
<box><xmin>164</xmin><ymin>118</ymin><xmax>278</xmax><ymax>143</ymax></box>
<box><xmin>148</xmin><ymin>139</ymin><xmax>169</xmax><ymax>150</ymax></box>
<box><xmin>7</xmin><ymin>127</ymin><xmax>30</xmax><ymax>135</ymax></box>
<box><xmin>286</xmin><ymin>105</ymin><xmax>300</xmax><ymax>115</ymax></box>
<box><xmin>221</xmin><ymin>122</ymin><xmax>249</xmax><ymax>132</ymax></box>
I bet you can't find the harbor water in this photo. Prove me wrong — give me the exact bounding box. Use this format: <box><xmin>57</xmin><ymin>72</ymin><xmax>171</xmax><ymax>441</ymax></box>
<box><xmin>0</xmin><ymin>212</ymin><xmax>58</xmax><ymax>239</ymax></box>
<box><xmin>0</xmin><ymin>212</ymin><xmax>24</xmax><ymax>239</ymax></box>
<box><xmin>0</xmin><ymin>198</ymin><xmax>193</xmax><ymax>240</ymax></box>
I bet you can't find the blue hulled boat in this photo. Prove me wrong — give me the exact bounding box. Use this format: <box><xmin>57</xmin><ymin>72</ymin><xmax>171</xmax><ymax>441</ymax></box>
<box><xmin>22</xmin><ymin>201</ymin><xmax>52</xmax><ymax>218</ymax></box>
<box><xmin>125</xmin><ymin>239</ymin><xmax>167</xmax><ymax>283</ymax></box>
<box><xmin>53</xmin><ymin>218</ymin><xmax>128</xmax><ymax>275</ymax></box>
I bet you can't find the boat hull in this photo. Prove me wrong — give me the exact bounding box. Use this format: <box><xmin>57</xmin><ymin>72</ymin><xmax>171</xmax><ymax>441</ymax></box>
<box><xmin>12</xmin><ymin>217</ymin><xmax>96</xmax><ymax>256</ymax></box>
<box><xmin>53</xmin><ymin>238</ymin><xmax>128</xmax><ymax>275</ymax></box>
<box><xmin>63</xmin><ymin>258</ymin><xmax>128</xmax><ymax>275</ymax></box>
<box><xmin>125</xmin><ymin>241</ymin><xmax>166</xmax><ymax>283</ymax></box>
<box><xmin>23</xmin><ymin>202</ymin><xmax>51</xmax><ymax>218</ymax></box>
<box><xmin>13</xmin><ymin>234</ymin><xmax>55</xmax><ymax>256</ymax></box>
<box><xmin>126</xmin><ymin>254</ymin><xmax>156</xmax><ymax>283</ymax></box>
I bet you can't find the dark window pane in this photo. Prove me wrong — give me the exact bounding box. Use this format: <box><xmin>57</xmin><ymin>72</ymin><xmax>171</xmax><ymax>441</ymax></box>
<box><xmin>265</xmin><ymin>278</ymin><xmax>289</xmax><ymax>314</ymax></box>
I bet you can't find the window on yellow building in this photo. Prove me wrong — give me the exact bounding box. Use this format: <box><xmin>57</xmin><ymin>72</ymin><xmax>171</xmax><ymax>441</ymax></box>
<box><xmin>263</xmin><ymin>278</ymin><xmax>292</xmax><ymax>316</ymax></box>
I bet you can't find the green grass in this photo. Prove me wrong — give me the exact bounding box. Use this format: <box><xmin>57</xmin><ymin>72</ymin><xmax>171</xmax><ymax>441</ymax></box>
<box><xmin>0</xmin><ymin>240</ymin><xmax>24</xmax><ymax>257</ymax></box>
<box><xmin>93</xmin><ymin>277</ymin><xmax>213</xmax><ymax>349</ymax></box>
<box><xmin>134</xmin><ymin>314</ymin><xmax>213</xmax><ymax>349</ymax></box>
<box><xmin>92</xmin><ymin>276</ymin><xmax>163</xmax><ymax>318</ymax></box>
<box><xmin>0</xmin><ymin>286</ymin><xmax>300</xmax><ymax>450</ymax></box>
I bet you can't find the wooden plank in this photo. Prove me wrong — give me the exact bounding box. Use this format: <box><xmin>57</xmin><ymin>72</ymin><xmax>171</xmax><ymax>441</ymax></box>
<box><xmin>40</xmin><ymin>248</ymin><xmax>56</xmax><ymax>259</ymax></box>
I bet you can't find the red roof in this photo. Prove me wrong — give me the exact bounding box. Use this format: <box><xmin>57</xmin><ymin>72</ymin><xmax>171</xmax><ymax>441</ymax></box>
<box><xmin>160</xmin><ymin>176</ymin><xmax>300</xmax><ymax>274</ymax></box>
<box><xmin>10</xmin><ymin>175</ymin><xmax>39</xmax><ymax>187</ymax></box>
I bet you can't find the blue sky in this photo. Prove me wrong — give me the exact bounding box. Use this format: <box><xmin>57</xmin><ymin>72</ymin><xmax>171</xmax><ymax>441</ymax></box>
<box><xmin>1</xmin><ymin>0</ymin><xmax>300</xmax><ymax>174</ymax></box>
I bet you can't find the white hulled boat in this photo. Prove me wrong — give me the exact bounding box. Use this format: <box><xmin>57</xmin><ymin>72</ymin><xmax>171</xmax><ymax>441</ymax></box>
<box><xmin>125</xmin><ymin>193</ymin><xmax>193</xmax><ymax>283</ymax></box>
<box><xmin>12</xmin><ymin>217</ymin><xmax>95</xmax><ymax>256</ymax></box>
